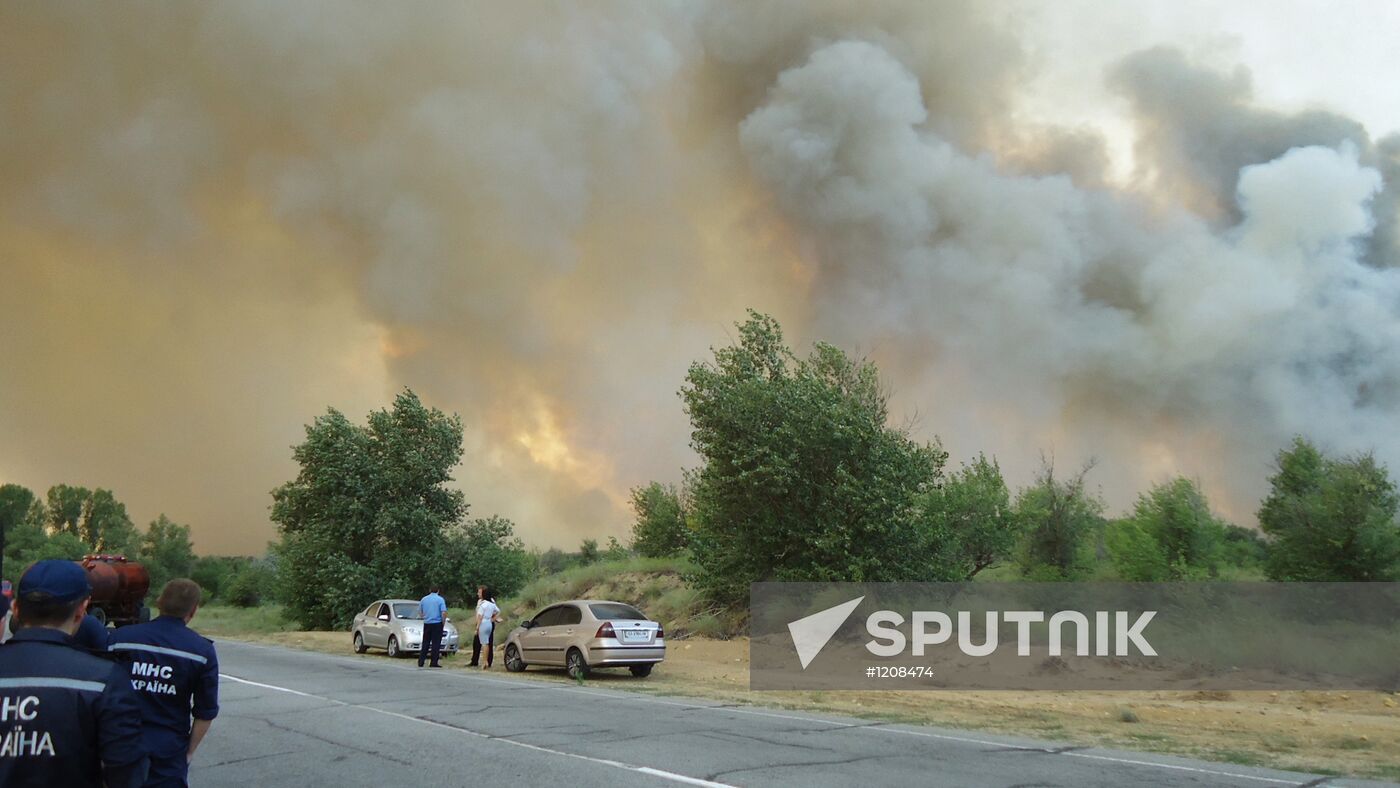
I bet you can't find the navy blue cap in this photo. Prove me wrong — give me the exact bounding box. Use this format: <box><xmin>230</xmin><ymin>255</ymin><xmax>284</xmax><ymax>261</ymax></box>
<box><xmin>18</xmin><ymin>560</ymin><xmax>92</xmax><ymax>603</ymax></box>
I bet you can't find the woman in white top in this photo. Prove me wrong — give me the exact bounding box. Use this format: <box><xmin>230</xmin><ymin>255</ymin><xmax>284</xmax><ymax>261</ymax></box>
<box><xmin>468</xmin><ymin>585</ymin><xmax>486</xmax><ymax>666</ymax></box>
<box><xmin>475</xmin><ymin>588</ymin><xmax>502</xmax><ymax>669</ymax></box>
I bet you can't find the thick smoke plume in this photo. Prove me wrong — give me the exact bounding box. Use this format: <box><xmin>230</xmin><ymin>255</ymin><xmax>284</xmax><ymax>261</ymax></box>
<box><xmin>2</xmin><ymin>2</ymin><xmax>1397</xmax><ymax>552</ymax></box>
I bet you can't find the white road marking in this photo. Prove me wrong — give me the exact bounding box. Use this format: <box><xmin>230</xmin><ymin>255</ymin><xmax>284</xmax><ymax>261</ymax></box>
<box><xmin>222</xmin><ymin>675</ymin><xmax>327</xmax><ymax>699</ymax></box>
<box><xmin>1061</xmin><ymin>752</ymin><xmax>1299</xmax><ymax>786</ymax></box>
<box><xmin>220</xmin><ymin>673</ymin><xmax>733</xmax><ymax>788</ymax></box>
<box><xmin>221</xmin><ymin>641</ymin><xmax>1321</xmax><ymax>787</ymax></box>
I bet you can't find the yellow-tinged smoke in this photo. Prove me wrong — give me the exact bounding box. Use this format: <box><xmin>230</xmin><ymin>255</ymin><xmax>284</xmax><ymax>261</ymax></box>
<box><xmin>3</xmin><ymin>2</ymin><xmax>1398</xmax><ymax>553</ymax></box>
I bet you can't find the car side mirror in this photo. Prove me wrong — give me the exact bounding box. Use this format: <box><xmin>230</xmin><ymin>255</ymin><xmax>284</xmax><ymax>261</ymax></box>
<box><xmin>378</xmin><ymin>613</ymin><xmax>390</xmax><ymax>621</ymax></box>
<box><xmin>521</xmin><ymin>620</ymin><xmax>534</xmax><ymax>629</ymax></box>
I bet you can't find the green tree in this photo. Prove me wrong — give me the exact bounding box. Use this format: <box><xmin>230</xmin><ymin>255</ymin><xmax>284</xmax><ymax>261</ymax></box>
<box><xmin>45</xmin><ymin>484</ymin><xmax>91</xmax><ymax>537</ymax></box>
<box><xmin>629</xmin><ymin>482</ymin><xmax>689</xmax><ymax>557</ymax></box>
<box><xmin>1104</xmin><ymin>518</ymin><xmax>1171</xmax><ymax>581</ymax></box>
<box><xmin>139</xmin><ymin>515</ymin><xmax>196</xmax><ymax>594</ymax></box>
<box><xmin>191</xmin><ymin>556</ymin><xmax>243</xmax><ymax>602</ymax></box>
<box><xmin>535</xmin><ymin>547</ymin><xmax>571</xmax><ymax>575</ymax></box>
<box><xmin>42</xmin><ymin>485</ymin><xmax>139</xmax><ymax>554</ymax></box>
<box><xmin>1220</xmin><ymin>524</ymin><xmax>1268</xmax><ymax>570</ymax></box>
<box><xmin>1109</xmin><ymin>478</ymin><xmax>1226</xmax><ymax>580</ymax></box>
<box><xmin>271</xmin><ymin>389</ymin><xmax>468</xmax><ymax>629</ymax></box>
<box><xmin>1</xmin><ymin>485</ymin><xmax>39</xmax><ymax>576</ymax></box>
<box><xmin>439</xmin><ymin>515</ymin><xmax>530</xmax><ymax>599</ymax></box>
<box><xmin>224</xmin><ymin>560</ymin><xmax>276</xmax><ymax>607</ymax></box>
<box><xmin>682</xmin><ymin>311</ymin><xmax>945</xmax><ymax>608</ymax></box>
<box><xmin>578</xmin><ymin>538</ymin><xmax>600</xmax><ymax>565</ymax></box>
<box><xmin>82</xmin><ymin>489</ymin><xmax>141</xmax><ymax>554</ymax></box>
<box><xmin>1014</xmin><ymin>461</ymin><xmax>1103</xmax><ymax>580</ymax></box>
<box><xmin>919</xmin><ymin>454</ymin><xmax>1020</xmax><ymax>579</ymax></box>
<box><xmin>1259</xmin><ymin>437</ymin><xmax>1400</xmax><ymax>581</ymax></box>
<box><xmin>0</xmin><ymin>484</ymin><xmax>38</xmax><ymax>537</ymax></box>
<box><xmin>602</xmin><ymin>536</ymin><xmax>631</xmax><ymax>561</ymax></box>
<box><xmin>2</xmin><ymin>488</ymin><xmax>60</xmax><ymax>574</ymax></box>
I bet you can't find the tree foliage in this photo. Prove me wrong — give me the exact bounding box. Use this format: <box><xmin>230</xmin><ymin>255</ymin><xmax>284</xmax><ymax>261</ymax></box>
<box><xmin>437</xmin><ymin>515</ymin><xmax>530</xmax><ymax>600</ymax></box>
<box><xmin>271</xmin><ymin>389</ymin><xmax>469</xmax><ymax>629</ymax></box>
<box><xmin>4</xmin><ymin>485</ymin><xmax>141</xmax><ymax>574</ymax></box>
<box><xmin>3</xmin><ymin>488</ymin><xmax>88</xmax><ymax>571</ymax></box>
<box><xmin>139</xmin><ymin>515</ymin><xmax>196</xmax><ymax>595</ymax></box>
<box><xmin>1014</xmin><ymin>461</ymin><xmax>1103</xmax><ymax>580</ymax></box>
<box><xmin>918</xmin><ymin>454</ymin><xmax>1020</xmax><ymax>580</ymax></box>
<box><xmin>682</xmin><ymin>312</ymin><xmax>945</xmax><ymax>608</ymax></box>
<box><xmin>0</xmin><ymin>485</ymin><xmax>38</xmax><ymax>538</ymax></box>
<box><xmin>43</xmin><ymin>485</ymin><xmax>139</xmax><ymax>554</ymax></box>
<box><xmin>224</xmin><ymin>560</ymin><xmax>277</xmax><ymax>607</ymax></box>
<box><xmin>534</xmin><ymin>547</ymin><xmax>571</xmax><ymax>575</ymax></box>
<box><xmin>1259</xmin><ymin>437</ymin><xmax>1400</xmax><ymax>581</ymax></box>
<box><xmin>1107</xmin><ymin>478</ymin><xmax>1226</xmax><ymax>580</ymax></box>
<box><xmin>578</xmin><ymin>538</ymin><xmax>600</xmax><ymax>565</ymax></box>
<box><xmin>629</xmin><ymin>482</ymin><xmax>689</xmax><ymax>557</ymax></box>
<box><xmin>190</xmin><ymin>556</ymin><xmax>250</xmax><ymax>603</ymax></box>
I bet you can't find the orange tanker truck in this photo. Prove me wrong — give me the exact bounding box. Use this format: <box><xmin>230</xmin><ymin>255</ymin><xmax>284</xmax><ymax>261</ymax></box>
<box><xmin>79</xmin><ymin>554</ymin><xmax>151</xmax><ymax>627</ymax></box>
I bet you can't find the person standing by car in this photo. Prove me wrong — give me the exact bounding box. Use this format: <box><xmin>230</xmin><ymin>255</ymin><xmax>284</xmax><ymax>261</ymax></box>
<box><xmin>0</xmin><ymin>559</ymin><xmax>148</xmax><ymax>787</ymax></box>
<box><xmin>475</xmin><ymin>588</ymin><xmax>501</xmax><ymax>669</ymax></box>
<box><xmin>418</xmin><ymin>585</ymin><xmax>448</xmax><ymax>668</ymax></box>
<box><xmin>108</xmin><ymin>579</ymin><xmax>218</xmax><ymax>788</ymax></box>
<box><xmin>467</xmin><ymin>584</ymin><xmax>486</xmax><ymax>666</ymax></box>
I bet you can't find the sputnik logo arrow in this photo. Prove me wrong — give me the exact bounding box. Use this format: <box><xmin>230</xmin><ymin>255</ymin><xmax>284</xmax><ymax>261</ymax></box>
<box><xmin>787</xmin><ymin>596</ymin><xmax>864</xmax><ymax>669</ymax></box>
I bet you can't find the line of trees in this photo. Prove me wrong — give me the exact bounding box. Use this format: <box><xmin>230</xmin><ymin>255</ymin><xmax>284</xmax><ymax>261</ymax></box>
<box><xmin>626</xmin><ymin>312</ymin><xmax>1400</xmax><ymax>609</ymax></box>
<box><xmin>0</xmin><ymin>483</ymin><xmax>273</xmax><ymax>606</ymax></box>
<box><xmin>11</xmin><ymin>312</ymin><xmax>1395</xmax><ymax>628</ymax></box>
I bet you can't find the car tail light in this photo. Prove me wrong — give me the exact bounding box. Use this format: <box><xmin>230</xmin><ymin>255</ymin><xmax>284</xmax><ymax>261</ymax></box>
<box><xmin>596</xmin><ymin>622</ymin><xmax>615</xmax><ymax>639</ymax></box>
<box><xmin>656</xmin><ymin>626</ymin><xmax>664</xmax><ymax>639</ymax></box>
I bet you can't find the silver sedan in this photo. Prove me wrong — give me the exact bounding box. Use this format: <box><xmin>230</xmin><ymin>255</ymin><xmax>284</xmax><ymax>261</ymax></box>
<box><xmin>352</xmin><ymin>599</ymin><xmax>460</xmax><ymax>658</ymax></box>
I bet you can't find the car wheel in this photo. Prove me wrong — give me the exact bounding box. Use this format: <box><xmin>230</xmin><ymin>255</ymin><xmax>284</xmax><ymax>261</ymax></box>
<box><xmin>91</xmin><ymin>607</ymin><xmax>107</xmax><ymax>626</ymax></box>
<box><xmin>353</xmin><ymin>631</ymin><xmax>367</xmax><ymax>654</ymax></box>
<box><xmin>505</xmin><ymin>644</ymin><xmax>526</xmax><ymax>673</ymax></box>
<box><xmin>565</xmin><ymin>648</ymin><xmax>589</xmax><ymax>680</ymax></box>
<box><xmin>387</xmin><ymin>635</ymin><xmax>401</xmax><ymax>658</ymax></box>
<box><xmin>629</xmin><ymin>664</ymin><xmax>653</xmax><ymax>678</ymax></box>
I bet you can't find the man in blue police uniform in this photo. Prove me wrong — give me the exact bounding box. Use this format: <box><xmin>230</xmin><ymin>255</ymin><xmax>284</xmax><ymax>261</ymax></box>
<box><xmin>0</xmin><ymin>559</ymin><xmax>147</xmax><ymax>787</ymax></box>
<box><xmin>109</xmin><ymin>578</ymin><xmax>218</xmax><ymax>788</ymax></box>
<box><xmin>418</xmin><ymin>584</ymin><xmax>447</xmax><ymax>668</ymax></box>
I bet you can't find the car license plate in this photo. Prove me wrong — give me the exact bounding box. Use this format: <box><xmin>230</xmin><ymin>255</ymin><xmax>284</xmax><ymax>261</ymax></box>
<box><xmin>621</xmin><ymin>629</ymin><xmax>650</xmax><ymax>643</ymax></box>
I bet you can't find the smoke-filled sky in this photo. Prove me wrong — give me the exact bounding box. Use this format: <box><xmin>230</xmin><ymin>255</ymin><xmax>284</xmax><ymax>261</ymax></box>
<box><xmin>3</xmin><ymin>2</ymin><xmax>1399</xmax><ymax>555</ymax></box>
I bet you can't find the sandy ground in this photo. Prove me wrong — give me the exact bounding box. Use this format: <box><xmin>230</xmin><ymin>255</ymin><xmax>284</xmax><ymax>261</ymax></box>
<box><xmin>225</xmin><ymin>631</ymin><xmax>1400</xmax><ymax>782</ymax></box>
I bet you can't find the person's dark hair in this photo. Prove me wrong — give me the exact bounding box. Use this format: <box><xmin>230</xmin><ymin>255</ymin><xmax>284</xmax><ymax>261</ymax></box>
<box><xmin>15</xmin><ymin>593</ymin><xmax>87</xmax><ymax>628</ymax></box>
<box><xmin>157</xmin><ymin>579</ymin><xmax>203</xmax><ymax>619</ymax></box>
<box><xmin>482</xmin><ymin>587</ymin><xmax>495</xmax><ymax>603</ymax></box>
<box><xmin>430</xmin><ymin>584</ymin><xmax>441</xmax><ymax>594</ymax></box>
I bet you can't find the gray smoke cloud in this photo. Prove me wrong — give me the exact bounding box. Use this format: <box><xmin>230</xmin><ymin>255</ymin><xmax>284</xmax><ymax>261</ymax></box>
<box><xmin>1</xmin><ymin>2</ymin><xmax>1397</xmax><ymax>552</ymax></box>
<box><xmin>1109</xmin><ymin>46</ymin><xmax>1400</xmax><ymax>268</ymax></box>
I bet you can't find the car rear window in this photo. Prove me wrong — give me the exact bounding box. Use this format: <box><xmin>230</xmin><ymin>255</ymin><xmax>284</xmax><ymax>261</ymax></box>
<box><xmin>589</xmin><ymin>603</ymin><xmax>647</xmax><ymax>621</ymax></box>
<box><xmin>393</xmin><ymin>603</ymin><xmax>423</xmax><ymax>620</ymax></box>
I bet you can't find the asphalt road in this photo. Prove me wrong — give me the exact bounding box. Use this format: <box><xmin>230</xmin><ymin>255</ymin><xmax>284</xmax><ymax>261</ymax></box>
<box><xmin>193</xmin><ymin>640</ymin><xmax>1396</xmax><ymax>788</ymax></box>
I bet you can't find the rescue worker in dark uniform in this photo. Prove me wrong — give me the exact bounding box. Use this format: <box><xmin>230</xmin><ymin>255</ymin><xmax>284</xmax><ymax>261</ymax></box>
<box><xmin>73</xmin><ymin>611</ymin><xmax>109</xmax><ymax>652</ymax></box>
<box><xmin>108</xmin><ymin>578</ymin><xmax>218</xmax><ymax>788</ymax></box>
<box><xmin>0</xmin><ymin>559</ymin><xmax>147</xmax><ymax>787</ymax></box>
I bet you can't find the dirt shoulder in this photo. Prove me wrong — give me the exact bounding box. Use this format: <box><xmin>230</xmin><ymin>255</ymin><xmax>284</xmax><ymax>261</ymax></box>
<box><xmin>223</xmin><ymin>631</ymin><xmax>1400</xmax><ymax>782</ymax></box>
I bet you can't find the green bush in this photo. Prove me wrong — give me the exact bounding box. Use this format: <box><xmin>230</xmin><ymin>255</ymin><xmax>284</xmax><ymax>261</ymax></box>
<box><xmin>225</xmin><ymin>563</ymin><xmax>274</xmax><ymax>608</ymax></box>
